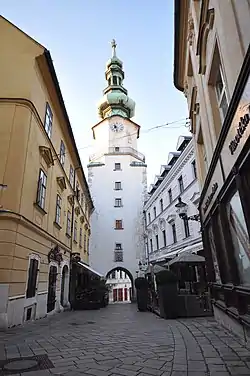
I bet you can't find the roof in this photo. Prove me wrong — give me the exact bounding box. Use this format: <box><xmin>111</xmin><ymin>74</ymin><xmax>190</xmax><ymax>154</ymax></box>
<box><xmin>173</xmin><ymin>0</ymin><xmax>188</xmax><ymax>91</ymax></box>
<box><xmin>176</xmin><ymin>135</ymin><xmax>192</xmax><ymax>152</ymax></box>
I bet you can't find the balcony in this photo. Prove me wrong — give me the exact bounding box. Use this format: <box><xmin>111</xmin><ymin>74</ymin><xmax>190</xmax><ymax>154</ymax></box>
<box><xmin>89</xmin><ymin>147</ymin><xmax>145</xmax><ymax>163</ymax></box>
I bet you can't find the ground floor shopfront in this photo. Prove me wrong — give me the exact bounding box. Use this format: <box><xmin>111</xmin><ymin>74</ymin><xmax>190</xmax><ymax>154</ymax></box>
<box><xmin>200</xmin><ymin>46</ymin><xmax>250</xmax><ymax>344</ymax></box>
<box><xmin>0</xmin><ymin>212</ymin><xmax>71</xmax><ymax>329</ymax></box>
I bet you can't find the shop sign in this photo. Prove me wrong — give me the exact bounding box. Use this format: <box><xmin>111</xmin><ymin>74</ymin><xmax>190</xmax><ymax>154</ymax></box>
<box><xmin>221</xmin><ymin>76</ymin><xmax>250</xmax><ymax>179</ymax></box>
<box><xmin>200</xmin><ymin>160</ymin><xmax>224</xmax><ymax>221</ymax></box>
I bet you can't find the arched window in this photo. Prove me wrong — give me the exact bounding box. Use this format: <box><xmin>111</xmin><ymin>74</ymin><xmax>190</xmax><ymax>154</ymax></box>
<box><xmin>113</xmin><ymin>76</ymin><xmax>117</xmax><ymax>85</ymax></box>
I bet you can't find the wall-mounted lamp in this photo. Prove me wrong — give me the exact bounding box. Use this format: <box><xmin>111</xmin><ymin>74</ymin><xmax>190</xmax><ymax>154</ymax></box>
<box><xmin>175</xmin><ymin>197</ymin><xmax>200</xmax><ymax>222</ymax></box>
<box><xmin>0</xmin><ymin>184</ymin><xmax>7</xmax><ymax>209</ymax></box>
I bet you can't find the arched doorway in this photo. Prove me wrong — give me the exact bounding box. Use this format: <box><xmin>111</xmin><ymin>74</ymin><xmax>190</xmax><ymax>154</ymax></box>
<box><xmin>106</xmin><ymin>267</ymin><xmax>134</xmax><ymax>304</ymax></box>
<box><xmin>60</xmin><ymin>265</ymin><xmax>69</xmax><ymax>307</ymax></box>
<box><xmin>47</xmin><ymin>265</ymin><xmax>57</xmax><ymax>313</ymax></box>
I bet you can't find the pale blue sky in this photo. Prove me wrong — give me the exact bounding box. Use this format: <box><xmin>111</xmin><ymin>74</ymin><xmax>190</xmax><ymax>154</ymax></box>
<box><xmin>1</xmin><ymin>0</ymin><xmax>189</xmax><ymax>186</ymax></box>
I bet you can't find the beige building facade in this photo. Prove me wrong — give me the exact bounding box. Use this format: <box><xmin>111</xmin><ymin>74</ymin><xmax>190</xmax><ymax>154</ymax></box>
<box><xmin>0</xmin><ymin>17</ymin><xmax>93</xmax><ymax>328</ymax></box>
<box><xmin>174</xmin><ymin>0</ymin><xmax>250</xmax><ymax>343</ymax></box>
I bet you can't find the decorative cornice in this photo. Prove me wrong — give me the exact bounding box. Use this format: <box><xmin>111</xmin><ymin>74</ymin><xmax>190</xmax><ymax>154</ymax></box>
<box><xmin>144</xmin><ymin>141</ymin><xmax>195</xmax><ymax>209</ymax></box>
<box><xmin>39</xmin><ymin>146</ymin><xmax>54</xmax><ymax>167</ymax></box>
<box><xmin>187</xmin><ymin>14</ymin><xmax>194</xmax><ymax>46</ymax></box>
<box><xmin>196</xmin><ymin>0</ymin><xmax>215</xmax><ymax>74</ymax></box>
<box><xmin>67</xmin><ymin>194</ymin><xmax>74</xmax><ymax>206</ymax></box>
<box><xmin>166</xmin><ymin>214</ymin><xmax>176</xmax><ymax>224</ymax></box>
<box><xmin>75</xmin><ymin>206</ymin><xmax>80</xmax><ymax>216</ymax></box>
<box><xmin>56</xmin><ymin>176</ymin><xmax>66</xmax><ymax>190</ymax></box>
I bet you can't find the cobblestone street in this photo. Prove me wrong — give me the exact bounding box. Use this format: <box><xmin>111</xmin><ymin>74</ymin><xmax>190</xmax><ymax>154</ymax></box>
<box><xmin>0</xmin><ymin>304</ymin><xmax>250</xmax><ymax>376</ymax></box>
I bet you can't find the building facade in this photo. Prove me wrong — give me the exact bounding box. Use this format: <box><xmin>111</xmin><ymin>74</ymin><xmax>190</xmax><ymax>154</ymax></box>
<box><xmin>106</xmin><ymin>270</ymin><xmax>132</xmax><ymax>303</ymax></box>
<box><xmin>88</xmin><ymin>41</ymin><xmax>147</xmax><ymax>292</ymax></box>
<box><xmin>174</xmin><ymin>0</ymin><xmax>250</xmax><ymax>342</ymax></box>
<box><xmin>0</xmin><ymin>17</ymin><xmax>93</xmax><ymax>328</ymax></box>
<box><xmin>144</xmin><ymin>136</ymin><xmax>202</xmax><ymax>265</ymax></box>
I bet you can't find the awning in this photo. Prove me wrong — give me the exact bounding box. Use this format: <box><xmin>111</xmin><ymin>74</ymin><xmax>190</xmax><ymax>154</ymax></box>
<box><xmin>180</xmin><ymin>241</ymin><xmax>203</xmax><ymax>254</ymax></box>
<box><xmin>168</xmin><ymin>253</ymin><xmax>205</xmax><ymax>266</ymax></box>
<box><xmin>153</xmin><ymin>264</ymin><xmax>168</xmax><ymax>274</ymax></box>
<box><xmin>77</xmin><ymin>262</ymin><xmax>103</xmax><ymax>277</ymax></box>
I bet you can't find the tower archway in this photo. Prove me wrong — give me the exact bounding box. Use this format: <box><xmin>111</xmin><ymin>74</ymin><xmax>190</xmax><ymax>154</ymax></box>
<box><xmin>106</xmin><ymin>267</ymin><xmax>135</xmax><ymax>303</ymax></box>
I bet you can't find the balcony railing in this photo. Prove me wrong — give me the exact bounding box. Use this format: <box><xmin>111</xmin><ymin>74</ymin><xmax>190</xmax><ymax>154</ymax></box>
<box><xmin>89</xmin><ymin>147</ymin><xmax>145</xmax><ymax>163</ymax></box>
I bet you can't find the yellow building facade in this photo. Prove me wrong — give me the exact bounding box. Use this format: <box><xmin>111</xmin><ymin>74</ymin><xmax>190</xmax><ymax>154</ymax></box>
<box><xmin>0</xmin><ymin>16</ymin><xmax>93</xmax><ymax>328</ymax></box>
<box><xmin>174</xmin><ymin>1</ymin><xmax>250</xmax><ymax>343</ymax></box>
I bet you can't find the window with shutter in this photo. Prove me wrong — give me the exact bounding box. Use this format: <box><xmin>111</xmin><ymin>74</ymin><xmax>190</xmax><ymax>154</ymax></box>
<box><xmin>26</xmin><ymin>258</ymin><xmax>39</xmax><ymax>298</ymax></box>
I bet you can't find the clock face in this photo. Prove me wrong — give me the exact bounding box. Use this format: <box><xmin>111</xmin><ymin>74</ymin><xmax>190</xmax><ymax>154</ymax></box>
<box><xmin>110</xmin><ymin>122</ymin><xmax>124</xmax><ymax>132</ymax></box>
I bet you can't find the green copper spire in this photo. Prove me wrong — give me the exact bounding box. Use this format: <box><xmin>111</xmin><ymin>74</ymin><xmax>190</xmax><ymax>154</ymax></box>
<box><xmin>97</xmin><ymin>40</ymin><xmax>135</xmax><ymax>119</ymax></box>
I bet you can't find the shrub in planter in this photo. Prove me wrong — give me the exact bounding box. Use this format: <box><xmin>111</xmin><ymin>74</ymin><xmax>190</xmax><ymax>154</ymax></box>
<box><xmin>135</xmin><ymin>277</ymin><xmax>148</xmax><ymax>312</ymax></box>
<box><xmin>155</xmin><ymin>270</ymin><xmax>178</xmax><ymax>319</ymax></box>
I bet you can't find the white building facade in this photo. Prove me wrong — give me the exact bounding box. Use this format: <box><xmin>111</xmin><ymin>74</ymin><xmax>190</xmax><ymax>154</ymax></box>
<box><xmin>144</xmin><ymin>136</ymin><xmax>202</xmax><ymax>264</ymax></box>
<box><xmin>88</xmin><ymin>41</ymin><xmax>147</xmax><ymax>292</ymax></box>
<box><xmin>106</xmin><ymin>270</ymin><xmax>132</xmax><ymax>303</ymax></box>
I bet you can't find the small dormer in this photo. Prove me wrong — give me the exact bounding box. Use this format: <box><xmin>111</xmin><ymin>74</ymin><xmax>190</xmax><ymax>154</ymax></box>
<box><xmin>167</xmin><ymin>151</ymin><xmax>181</xmax><ymax>166</ymax></box>
<box><xmin>160</xmin><ymin>164</ymin><xmax>171</xmax><ymax>178</ymax></box>
<box><xmin>176</xmin><ymin>135</ymin><xmax>192</xmax><ymax>152</ymax></box>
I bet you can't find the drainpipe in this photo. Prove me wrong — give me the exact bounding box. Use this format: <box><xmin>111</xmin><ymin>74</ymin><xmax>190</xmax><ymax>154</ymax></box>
<box><xmin>69</xmin><ymin>166</ymin><xmax>80</xmax><ymax>308</ymax></box>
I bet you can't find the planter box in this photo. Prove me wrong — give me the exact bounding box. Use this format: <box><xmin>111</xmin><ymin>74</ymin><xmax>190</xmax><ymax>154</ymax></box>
<box><xmin>136</xmin><ymin>289</ymin><xmax>148</xmax><ymax>312</ymax></box>
<box><xmin>158</xmin><ymin>283</ymin><xmax>178</xmax><ymax>319</ymax></box>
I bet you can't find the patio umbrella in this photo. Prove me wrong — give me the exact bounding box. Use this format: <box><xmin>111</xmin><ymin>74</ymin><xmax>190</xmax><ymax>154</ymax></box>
<box><xmin>153</xmin><ymin>264</ymin><xmax>168</xmax><ymax>274</ymax></box>
<box><xmin>168</xmin><ymin>253</ymin><xmax>205</xmax><ymax>267</ymax></box>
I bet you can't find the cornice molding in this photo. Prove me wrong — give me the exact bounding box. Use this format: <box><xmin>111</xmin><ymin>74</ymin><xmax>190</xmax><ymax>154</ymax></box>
<box><xmin>145</xmin><ymin>142</ymin><xmax>195</xmax><ymax>209</ymax></box>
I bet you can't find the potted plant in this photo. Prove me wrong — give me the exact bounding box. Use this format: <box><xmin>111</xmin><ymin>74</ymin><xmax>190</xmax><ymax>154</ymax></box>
<box><xmin>155</xmin><ymin>270</ymin><xmax>178</xmax><ymax>319</ymax></box>
<box><xmin>135</xmin><ymin>277</ymin><xmax>148</xmax><ymax>312</ymax></box>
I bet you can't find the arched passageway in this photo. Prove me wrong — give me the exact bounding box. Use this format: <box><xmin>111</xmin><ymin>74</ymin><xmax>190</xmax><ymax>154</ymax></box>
<box><xmin>106</xmin><ymin>267</ymin><xmax>134</xmax><ymax>304</ymax></box>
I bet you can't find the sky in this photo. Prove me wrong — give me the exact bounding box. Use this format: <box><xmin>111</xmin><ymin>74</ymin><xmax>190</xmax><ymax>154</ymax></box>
<box><xmin>0</xmin><ymin>0</ymin><xmax>189</xmax><ymax>186</ymax></box>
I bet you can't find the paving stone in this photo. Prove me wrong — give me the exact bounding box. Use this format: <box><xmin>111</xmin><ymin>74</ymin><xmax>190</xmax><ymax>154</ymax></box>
<box><xmin>136</xmin><ymin>367</ymin><xmax>164</xmax><ymax>375</ymax></box>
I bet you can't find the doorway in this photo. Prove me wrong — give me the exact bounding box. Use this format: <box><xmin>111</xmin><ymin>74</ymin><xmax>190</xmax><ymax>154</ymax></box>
<box><xmin>47</xmin><ymin>265</ymin><xmax>57</xmax><ymax>313</ymax></box>
<box><xmin>60</xmin><ymin>265</ymin><xmax>69</xmax><ymax>307</ymax></box>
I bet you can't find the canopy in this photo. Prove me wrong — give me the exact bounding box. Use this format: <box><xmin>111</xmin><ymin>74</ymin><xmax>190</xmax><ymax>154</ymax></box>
<box><xmin>168</xmin><ymin>253</ymin><xmax>205</xmax><ymax>266</ymax></box>
<box><xmin>78</xmin><ymin>261</ymin><xmax>103</xmax><ymax>278</ymax></box>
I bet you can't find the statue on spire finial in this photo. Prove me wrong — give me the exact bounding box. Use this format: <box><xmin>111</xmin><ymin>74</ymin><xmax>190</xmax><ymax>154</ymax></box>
<box><xmin>111</xmin><ymin>39</ymin><xmax>117</xmax><ymax>57</ymax></box>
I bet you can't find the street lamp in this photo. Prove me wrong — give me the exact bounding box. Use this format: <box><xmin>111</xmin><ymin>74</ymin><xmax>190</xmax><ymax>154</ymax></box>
<box><xmin>175</xmin><ymin>197</ymin><xmax>200</xmax><ymax>222</ymax></box>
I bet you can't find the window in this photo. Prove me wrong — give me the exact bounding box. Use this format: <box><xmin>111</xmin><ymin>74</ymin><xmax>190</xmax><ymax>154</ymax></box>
<box><xmin>192</xmin><ymin>160</ymin><xmax>197</xmax><ymax>179</ymax></box>
<box><xmin>69</xmin><ymin>165</ymin><xmax>74</xmax><ymax>186</ymax></box>
<box><xmin>55</xmin><ymin>194</ymin><xmax>62</xmax><ymax>225</ymax></box>
<box><xmin>172</xmin><ymin>223</ymin><xmax>177</xmax><ymax>243</ymax></box>
<box><xmin>148</xmin><ymin>212</ymin><xmax>151</xmax><ymax>223</ymax></box>
<box><xmin>115</xmin><ymin>243</ymin><xmax>122</xmax><ymax>250</ymax></box>
<box><xmin>26</xmin><ymin>258</ymin><xmax>39</xmax><ymax>298</ymax></box>
<box><xmin>119</xmin><ymin>270</ymin><xmax>123</xmax><ymax>279</ymax></box>
<box><xmin>115</xmin><ymin>198</ymin><xmax>122</xmax><ymax>207</ymax></box>
<box><xmin>113</xmin><ymin>76</ymin><xmax>117</xmax><ymax>85</ymax></box>
<box><xmin>111</xmin><ymin>270</ymin><xmax>116</xmax><ymax>279</ymax></box>
<box><xmin>156</xmin><ymin>235</ymin><xmax>159</xmax><ymax>250</ymax></box>
<box><xmin>44</xmin><ymin>102</ymin><xmax>53</xmax><ymax>138</ymax></box>
<box><xmin>178</xmin><ymin>176</ymin><xmax>184</xmax><ymax>194</ymax></box>
<box><xmin>76</xmin><ymin>181</ymin><xmax>80</xmax><ymax>201</ymax></box>
<box><xmin>150</xmin><ymin>239</ymin><xmax>153</xmax><ymax>253</ymax></box>
<box><xmin>108</xmin><ymin>78</ymin><xmax>111</xmax><ymax>86</ymax></box>
<box><xmin>162</xmin><ymin>230</ymin><xmax>167</xmax><ymax>247</ymax></box>
<box><xmin>115</xmin><ymin>182</ymin><xmax>122</xmax><ymax>190</ymax></box>
<box><xmin>227</xmin><ymin>191</ymin><xmax>250</xmax><ymax>285</ymax></box>
<box><xmin>81</xmin><ymin>192</ymin><xmax>84</xmax><ymax>207</ymax></box>
<box><xmin>36</xmin><ymin>169</ymin><xmax>47</xmax><ymax>209</ymax></box>
<box><xmin>73</xmin><ymin>220</ymin><xmax>77</xmax><ymax>242</ymax></box>
<box><xmin>168</xmin><ymin>189</ymin><xmax>172</xmax><ymax>204</ymax></box>
<box><xmin>115</xmin><ymin>147</ymin><xmax>120</xmax><ymax>152</ymax></box>
<box><xmin>59</xmin><ymin>140</ymin><xmax>65</xmax><ymax>166</ymax></box>
<box><xmin>153</xmin><ymin>207</ymin><xmax>156</xmax><ymax>218</ymax></box>
<box><xmin>84</xmin><ymin>234</ymin><xmax>87</xmax><ymax>252</ymax></box>
<box><xmin>66</xmin><ymin>211</ymin><xmax>71</xmax><ymax>235</ymax></box>
<box><xmin>114</xmin><ymin>163</ymin><xmax>121</xmax><ymax>171</ymax></box>
<box><xmin>160</xmin><ymin>198</ymin><xmax>163</xmax><ymax>212</ymax></box>
<box><xmin>114</xmin><ymin>251</ymin><xmax>123</xmax><ymax>262</ymax></box>
<box><xmin>183</xmin><ymin>217</ymin><xmax>190</xmax><ymax>238</ymax></box>
<box><xmin>215</xmin><ymin>65</ymin><xmax>228</xmax><ymax>121</ymax></box>
<box><xmin>79</xmin><ymin>228</ymin><xmax>82</xmax><ymax>247</ymax></box>
<box><xmin>115</xmin><ymin>220</ymin><xmax>123</xmax><ymax>229</ymax></box>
